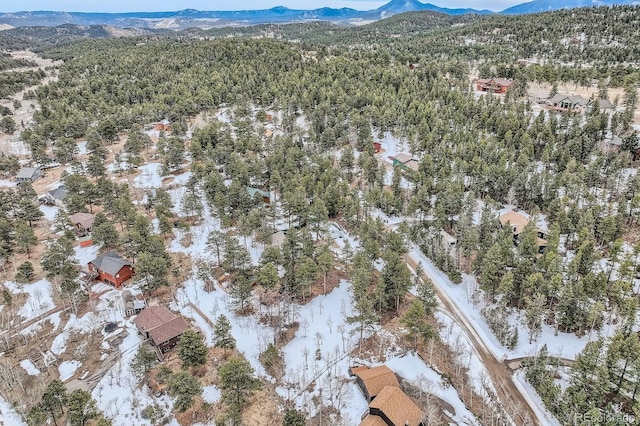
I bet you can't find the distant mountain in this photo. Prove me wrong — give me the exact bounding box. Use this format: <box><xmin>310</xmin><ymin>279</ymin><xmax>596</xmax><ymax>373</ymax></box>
<box><xmin>0</xmin><ymin>0</ymin><xmax>638</xmax><ymax>30</ymax></box>
<box><xmin>502</xmin><ymin>0</ymin><xmax>639</xmax><ymax>14</ymax></box>
<box><xmin>369</xmin><ymin>0</ymin><xmax>491</xmax><ymax>19</ymax></box>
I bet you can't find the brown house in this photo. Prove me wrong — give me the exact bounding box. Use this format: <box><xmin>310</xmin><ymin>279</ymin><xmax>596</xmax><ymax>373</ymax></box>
<box><xmin>476</xmin><ymin>78</ymin><xmax>514</xmax><ymax>94</ymax></box>
<box><xmin>133</xmin><ymin>306</ymin><xmax>189</xmax><ymax>353</ymax></box>
<box><xmin>351</xmin><ymin>365</ymin><xmax>426</xmax><ymax>426</ymax></box>
<box><xmin>154</xmin><ymin>119</ymin><xmax>170</xmax><ymax>131</ymax></box>
<box><xmin>69</xmin><ymin>212</ymin><xmax>95</xmax><ymax>235</ymax></box>
<box><xmin>364</xmin><ymin>386</ymin><xmax>425</xmax><ymax>426</ymax></box>
<box><xmin>499</xmin><ymin>210</ymin><xmax>547</xmax><ymax>254</ymax></box>
<box><xmin>88</xmin><ymin>252</ymin><xmax>134</xmax><ymax>288</ymax></box>
<box><xmin>350</xmin><ymin>365</ymin><xmax>400</xmax><ymax>402</ymax></box>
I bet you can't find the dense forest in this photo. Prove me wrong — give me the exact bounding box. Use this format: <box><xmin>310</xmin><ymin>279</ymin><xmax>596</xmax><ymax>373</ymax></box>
<box><xmin>1</xmin><ymin>4</ymin><xmax>640</xmax><ymax>425</ymax></box>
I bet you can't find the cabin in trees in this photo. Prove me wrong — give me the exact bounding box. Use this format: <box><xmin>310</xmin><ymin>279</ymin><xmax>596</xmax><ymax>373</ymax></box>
<box><xmin>16</xmin><ymin>167</ymin><xmax>41</xmax><ymax>183</ymax></box>
<box><xmin>476</xmin><ymin>78</ymin><xmax>514</xmax><ymax>94</ymax></box>
<box><xmin>69</xmin><ymin>212</ymin><xmax>95</xmax><ymax>236</ymax></box>
<box><xmin>40</xmin><ymin>185</ymin><xmax>67</xmax><ymax>207</ymax></box>
<box><xmin>153</xmin><ymin>119</ymin><xmax>170</xmax><ymax>131</ymax></box>
<box><xmin>408</xmin><ymin>63</ymin><xmax>420</xmax><ymax>70</ymax></box>
<box><xmin>247</xmin><ymin>187</ymin><xmax>271</xmax><ymax>204</ymax></box>
<box><xmin>88</xmin><ymin>252</ymin><xmax>134</xmax><ymax>288</ymax></box>
<box><xmin>391</xmin><ymin>153</ymin><xmax>419</xmax><ymax>172</ymax></box>
<box><xmin>499</xmin><ymin>210</ymin><xmax>547</xmax><ymax>254</ymax></box>
<box><xmin>350</xmin><ymin>365</ymin><xmax>426</xmax><ymax>426</ymax></box>
<box><xmin>133</xmin><ymin>306</ymin><xmax>189</xmax><ymax>353</ymax></box>
<box><xmin>545</xmin><ymin>93</ymin><xmax>589</xmax><ymax>112</ymax></box>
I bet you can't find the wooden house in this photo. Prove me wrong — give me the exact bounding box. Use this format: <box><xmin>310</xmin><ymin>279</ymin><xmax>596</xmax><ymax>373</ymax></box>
<box><xmin>391</xmin><ymin>153</ymin><xmax>419</xmax><ymax>171</ymax></box>
<box><xmin>349</xmin><ymin>365</ymin><xmax>400</xmax><ymax>402</ymax></box>
<box><xmin>133</xmin><ymin>306</ymin><xmax>189</xmax><ymax>353</ymax></box>
<box><xmin>16</xmin><ymin>167</ymin><xmax>41</xmax><ymax>183</ymax></box>
<box><xmin>88</xmin><ymin>252</ymin><xmax>134</xmax><ymax>288</ymax></box>
<box><xmin>69</xmin><ymin>212</ymin><xmax>95</xmax><ymax>235</ymax></box>
<box><xmin>476</xmin><ymin>78</ymin><xmax>514</xmax><ymax>94</ymax></box>
<box><xmin>499</xmin><ymin>210</ymin><xmax>547</xmax><ymax>254</ymax></box>
<box><xmin>247</xmin><ymin>187</ymin><xmax>271</xmax><ymax>204</ymax></box>
<box><xmin>40</xmin><ymin>185</ymin><xmax>67</xmax><ymax>207</ymax></box>
<box><xmin>154</xmin><ymin>119</ymin><xmax>170</xmax><ymax>131</ymax></box>
<box><xmin>362</xmin><ymin>386</ymin><xmax>426</xmax><ymax>426</ymax></box>
<box><xmin>545</xmin><ymin>93</ymin><xmax>588</xmax><ymax>112</ymax></box>
<box><xmin>351</xmin><ymin>365</ymin><xmax>426</xmax><ymax>426</ymax></box>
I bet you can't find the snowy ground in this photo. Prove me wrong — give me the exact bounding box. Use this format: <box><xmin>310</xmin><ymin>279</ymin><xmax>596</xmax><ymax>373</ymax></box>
<box><xmin>5</xmin><ymin>279</ymin><xmax>55</xmax><ymax>320</ymax></box>
<box><xmin>133</xmin><ymin>163</ymin><xmax>164</xmax><ymax>188</ymax></box>
<box><xmin>0</xmin><ymin>395</ymin><xmax>27</xmax><ymax>426</ymax></box>
<box><xmin>513</xmin><ymin>370</ymin><xmax>561</xmax><ymax>426</ymax></box>
<box><xmin>386</xmin><ymin>354</ymin><xmax>480</xmax><ymax>425</ymax></box>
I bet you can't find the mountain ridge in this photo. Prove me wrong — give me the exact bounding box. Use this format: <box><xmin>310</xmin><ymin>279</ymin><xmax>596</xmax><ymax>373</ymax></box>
<box><xmin>0</xmin><ymin>0</ymin><xmax>638</xmax><ymax>29</ymax></box>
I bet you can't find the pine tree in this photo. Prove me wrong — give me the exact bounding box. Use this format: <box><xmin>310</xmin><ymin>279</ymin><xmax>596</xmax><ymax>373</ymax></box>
<box><xmin>401</xmin><ymin>299</ymin><xmax>436</xmax><ymax>348</ymax></box>
<box><xmin>218</xmin><ymin>356</ymin><xmax>261</xmax><ymax>419</ymax></box>
<box><xmin>229</xmin><ymin>273</ymin><xmax>253</xmax><ymax>313</ymax></box>
<box><xmin>15</xmin><ymin>261</ymin><xmax>35</xmax><ymax>283</ymax></box>
<box><xmin>15</xmin><ymin>220</ymin><xmax>37</xmax><ymax>257</ymax></box>
<box><xmin>131</xmin><ymin>344</ymin><xmax>158</xmax><ymax>381</ymax></box>
<box><xmin>282</xmin><ymin>408</ymin><xmax>306</xmax><ymax>426</ymax></box>
<box><xmin>347</xmin><ymin>252</ymin><xmax>377</xmax><ymax>352</ymax></box>
<box><xmin>213</xmin><ymin>314</ymin><xmax>236</xmax><ymax>355</ymax></box>
<box><xmin>177</xmin><ymin>329</ymin><xmax>208</xmax><ymax>369</ymax></box>
<box><xmin>66</xmin><ymin>389</ymin><xmax>99</xmax><ymax>426</ymax></box>
<box><xmin>40</xmin><ymin>379</ymin><xmax>67</xmax><ymax>426</ymax></box>
<box><xmin>166</xmin><ymin>370</ymin><xmax>202</xmax><ymax>412</ymax></box>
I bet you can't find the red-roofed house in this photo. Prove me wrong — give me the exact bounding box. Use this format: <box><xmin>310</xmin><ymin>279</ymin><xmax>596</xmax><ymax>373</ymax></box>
<box><xmin>476</xmin><ymin>78</ymin><xmax>514</xmax><ymax>94</ymax></box>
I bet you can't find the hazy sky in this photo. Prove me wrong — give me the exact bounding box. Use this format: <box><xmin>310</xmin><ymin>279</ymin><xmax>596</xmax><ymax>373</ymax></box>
<box><xmin>0</xmin><ymin>1</ymin><xmax>526</xmax><ymax>13</ymax></box>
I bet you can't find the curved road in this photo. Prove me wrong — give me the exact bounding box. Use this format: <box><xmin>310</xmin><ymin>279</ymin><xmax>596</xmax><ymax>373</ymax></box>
<box><xmin>405</xmin><ymin>251</ymin><xmax>541</xmax><ymax>426</ymax></box>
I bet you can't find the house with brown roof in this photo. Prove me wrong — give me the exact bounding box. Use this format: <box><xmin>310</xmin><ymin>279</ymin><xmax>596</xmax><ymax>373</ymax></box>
<box><xmin>350</xmin><ymin>365</ymin><xmax>400</xmax><ymax>401</ymax></box>
<box><xmin>391</xmin><ymin>153</ymin><xmax>419</xmax><ymax>173</ymax></box>
<box><xmin>365</xmin><ymin>386</ymin><xmax>425</xmax><ymax>426</ymax></box>
<box><xmin>351</xmin><ymin>364</ymin><xmax>426</xmax><ymax>426</ymax></box>
<box><xmin>69</xmin><ymin>212</ymin><xmax>95</xmax><ymax>236</ymax></box>
<box><xmin>476</xmin><ymin>78</ymin><xmax>514</xmax><ymax>94</ymax></box>
<box><xmin>133</xmin><ymin>306</ymin><xmax>189</xmax><ymax>353</ymax></box>
<box><xmin>499</xmin><ymin>210</ymin><xmax>547</xmax><ymax>254</ymax></box>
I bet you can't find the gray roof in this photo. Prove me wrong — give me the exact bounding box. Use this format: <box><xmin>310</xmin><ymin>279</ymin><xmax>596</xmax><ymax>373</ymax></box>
<box><xmin>48</xmin><ymin>186</ymin><xmax>68</xmax><ymax>201</ymax></box>
<box><xmin>16</xmin><ymin>167</ymin><xmax>39</xmax><ymax>179</ymax></box>
<box><xmin>548</xmin><ymin>93</ymin><xmax>588</xmax><ymax>106</ymax></box>
<box><xmin>89</xmin><ymin>252</ymin><xmax>132</xmax><ymax>276</ymax></box>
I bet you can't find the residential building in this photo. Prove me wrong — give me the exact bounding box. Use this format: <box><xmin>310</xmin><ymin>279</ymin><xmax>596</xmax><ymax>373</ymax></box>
<box><xmin>350</xmin><ymin>365</ymin><xmax>426</xmax><ymax>426</ymax></box>
<box><xmin>545</xmin><ymin>93</ymin><xmax>589</xmax><ymax>112</ymax></box>
<box><xmin>88</xmin><ymin>252</ymin><xmax>134</xmax><ymax>288</ymax></box>
<box><xmin>247</xmin><ymin>187</ymin><xmax>271</xmax><ymax>204</ymax></box>
<box><xmin>69</xmin><ymin>212</ymin><xmax>95</xmax><ymax>235</ymax></box>
<box><xmin>16</xmin><ymin>167</ymin><xmax>41</xmax><ymax>183</ymax></box>
<box><xmin>133</xmin><ymin>306</ymin><xmax>189</xmax><ymax>353</ymax></box>
<box><xmin>499</xmin><ymin>210</ymin><xmax>547</xmax><ymax>254</ymax></box>
<box><xmin>476</xmin><ymin>78</ymin><xmax>514</xmax><ymax>94</ymax></box>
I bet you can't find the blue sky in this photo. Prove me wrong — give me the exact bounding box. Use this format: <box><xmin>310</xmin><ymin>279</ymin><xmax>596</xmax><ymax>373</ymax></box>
<box><xmin>1</xmin><ymin>1</ymin><xmax>525</xmax><ymax>13</ymax></box>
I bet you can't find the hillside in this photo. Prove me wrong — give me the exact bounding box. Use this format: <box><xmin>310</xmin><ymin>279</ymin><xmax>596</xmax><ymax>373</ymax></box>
<box><xmin>1</xmin><ymin>4</ymin><xmax>640</xmax><ymax>426</ymax></box>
